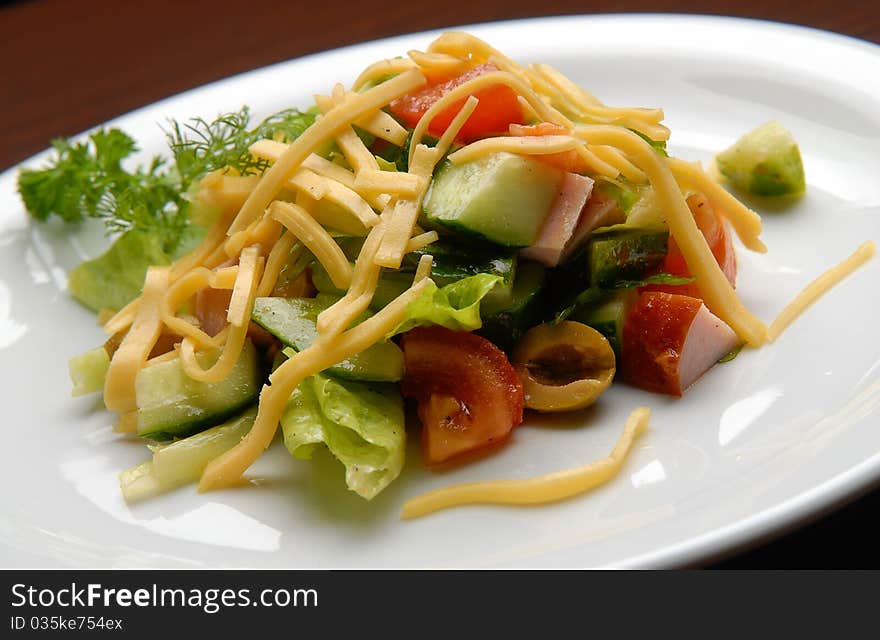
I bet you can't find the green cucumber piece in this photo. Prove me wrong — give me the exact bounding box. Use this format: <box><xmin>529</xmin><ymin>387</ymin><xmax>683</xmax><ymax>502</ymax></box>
<box><xmin>422</xmin><ymin>152</ymin><xmax>563</xmax><ymax>247</ymax></box>
<box><xmin>716</xmin><ymin>121</ymin><xmax>805</xmax><ymax>196</ymax></box>
<box><xmin>336</xmin><ymin>237</ymin><xmax>517</xmax><ymax>288</ymax></box>
<box><xmin>588</xmin><ymin>225</ymin><xmax>668</xmax><ymax>288</ymax></box>
<box><xmin>121</xmin><ymin>407</ymin><xmax>256</xmax><ymax>502</ymax></box>
<box><xmin>136</xmin><ymin>340</ymin><xmax>262</xmax><ymax>441</ymax></box>
<box><xmin>569</xmin><ymin>290</ymin><xmax>637</xmax><ymax>357</ymax></box>
<box><xmin>69</xmin><ymin>346</ymin><xmax>110</xmax><ymax>397</ymax></box>
<box><xmin>479</xmin><ymin>261</ymin><xmax>546</xmax><ymax>350</ymax></box>
<box><xmin>314</xmin><ymin>238</ymin><xmax>517</xmax><ymax>313</ymax></box>
<box><xmin>401</xmin><ymin>241</ymin><xmax>516</xmax><ymax>286</ymax></box>
<box><xmin>251</xmin><ymin>296</ymin><xmax>404</xmax><ymax>382</ymax></box>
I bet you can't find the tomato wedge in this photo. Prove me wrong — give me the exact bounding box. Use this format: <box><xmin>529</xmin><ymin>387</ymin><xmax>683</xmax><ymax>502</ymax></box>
<box><xmin>388</xmin><ymin>63</ymin><xmax>524</xmax><ymax>142</ymax></box>
<box><xmin>400</xmin><ymin>326</ymin><xmax>524</xmax><ymax>466</ymax></box>
<box><xmin>644</xmin><ymin>193</ymin><xmax>736</xmax><ymax>298</ymax></box>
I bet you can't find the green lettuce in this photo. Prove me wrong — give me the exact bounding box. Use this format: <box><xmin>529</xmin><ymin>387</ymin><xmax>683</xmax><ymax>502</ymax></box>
<box><xmin>68</xmin><ymin>225</ymin><xmax>204</xmax><ymax>313</ymax></box>
<box><xmin>392</xmin><ymin>273</ymin><xmax>502</xmax><ymax>335</ymax></box>
<box><xmin>68</xmin><ymin>229</ymin><xmax>168</xmax><ymax>312</ymax></box>
<box><xmin>281</xmin><ymin>373</ymin><xmax>405</xmax><ymax>500</ymax></box>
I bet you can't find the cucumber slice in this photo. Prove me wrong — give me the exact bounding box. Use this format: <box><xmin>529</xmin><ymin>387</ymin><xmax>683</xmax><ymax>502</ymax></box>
<box><xmin>569</xmin><ymin>290</ymin><xmax>637</xmax><ymax>357</ymax></box>
<box><xmin>588</xmin><ymin>225</ymin><xmax>668</xmax><ymax>288</ymax></box>
<box><xmin>423</xmin><ymin>152</ymin><xmax>563</xmax><ymax>247</ymax></box>
<box><xmin>479</xmin><ymin>261</ymin><xmax>547</xmax><ymax>350</ymax></box>
<box><xmin>251</xmin><ymin>296</ymin><xmax>404</xmax><ymax>382</ymax></box>
<box><xmin>317</xmin><ymin>239</ymin><xmax>517</xmax><ymax>313</ymax></box>
<box><xmin>135</xmin><ymin>340</ymin><xmax>262</xmax><ymax>441</ymax></box>
<box><xmin>69</xmin><ymin>346</ymin><xmax>110</xmax><ymax>397</ymax></box>
<box><xmin>121</xmin><ymin>407</ymin><xmax>256</xmax><ymax>502</ymax></box>
<box><xmin>336</xmin><ymin>237</ymin><xmax>517</xmax><ymax>288</ymax></box>
<box><xmin>716</xmin><ymin>121</ymin><xmax>806</xmax><ymax>196</ymax></box>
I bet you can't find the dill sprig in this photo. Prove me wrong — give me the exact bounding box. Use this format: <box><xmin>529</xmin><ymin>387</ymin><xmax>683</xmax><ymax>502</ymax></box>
<box><xmin>17</xmin><ymin>106</ymin><xmax>317</xmax><ymax>253</ymax></box>
<box><xmin>166</xmin><ymin>106</ymin><xmax>318</xmax><ymax>187</ymax></box>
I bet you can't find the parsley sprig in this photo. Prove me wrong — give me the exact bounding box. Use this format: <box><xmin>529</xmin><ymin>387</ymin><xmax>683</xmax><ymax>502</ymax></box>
<box><xmin>17</xmin><ymin>106</ymin><xmax>316</xmax><ymax>253</ymax></box>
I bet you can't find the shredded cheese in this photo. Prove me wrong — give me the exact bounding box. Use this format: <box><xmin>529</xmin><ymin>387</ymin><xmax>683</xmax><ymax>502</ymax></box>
<box><xmin>405</xmin><ymin>230</ymin><xmax>439</xmax><ymax>253</ymax></box>
<box><xmin>316</xmin><ymin>208</ymin><xmax>389</xmax><ymax>336</ymax></box>
<box><xmin>161</xmin><ymin>268</ymin><xmax>230</xmax><ymax>349</ymax></box>
<box><xmin>103</xmin><ymin>298</ymin><xmax>139</xmax><ymax>336</ymax></box>
<box><xmin>768</xmin><ymin>241</ymin><xmax>876</xmax><ymax>341</ymax></box>
<box><xmin>352</xmin><ymin>57</ymin><xmax>417</xmax><ymax>91</ymax></box>
<box><xmin>103</xmin><ymin>267</ymin><xmax>169</xmax><ymax>413</ymax></box>
<box><xmin>590</xmin><ymin>145</ymin><xmax>647</xmax><ymax>184</ymax></box>
<box><xmin>374</xmin><ymin>144</ymin><xmax>437</xmax><ymax>268</ymax></box>
<box><xmin>354</xmin><ymin>170</ymin><xmax>426</xmax><ymax>199</ymax></box>
<box><xmin>447</xmin><ymin>135</ymin><xmax>584</xmax><ymax>164</ymax></box>
<box><xmin>413</xmin><ymin>254</ymin><xmax>433</xmax><ymax>283</ymax></box>
<box><xmin>226</xmin><ymin>68</ymin><xmax>425</xmax><ymax>235</ymax></box>
<box><xmin>256</xmin><ymin>232</ymin><xmax>298</xmax><ymax>297</ymax></box>
<box><xmin>268</xmin><ymin>201</ymin><xmax>353</xmax><ymax>289</ymax></box>
<box><xmin>408</xmin><ymin>49</ymin><xmax>471</xmax><ymax>78</ymax></box>
<box><xmin>179</xmin><ymin>247</ymin><xmax>262</xmax><ymax>384</ymax></box>
<box><xmin>667</xmin><ymin>157</ymin><xmax>767</xmax><ymax>253</ymax></box>
<box><xmin>401</xmin><ymin>407</ymin><xmax>650</xmax><ymax>518</ymax></box>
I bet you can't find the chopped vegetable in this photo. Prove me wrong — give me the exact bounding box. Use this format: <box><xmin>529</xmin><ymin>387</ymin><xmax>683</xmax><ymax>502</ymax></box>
<box><xmin>281</xmin><ymin>373</ymin><xmax>405</xmax><ymax>500</ymax></box>
<box><xmin>135</xmin><ymin>340</ymin><xmax>262</xmax><ymax>441</ymax></box>
<box><xmin>392</xmin><ymin>273</ymin><xmax>503</xmax><ymax>334</ymax></box>
<box><xmin>716</xmin><ymin>120</ymin><xmax>806</xmax><ymax>197</ymax></box>
<box><xmin>400</xmin><ymin>326</ymin><xmax>523</xmax><ymax>465</ymax></box>
<box><xmin>69</xmin><ymin>346</ymin><xmax>111</xmax><ymax>397</ymax></box>
<box><xmin>389</xmin><ymin>63</ymin><xmax>524</xmax><ymax>141</ymax></box>
<box><xmin>121</xmin><ymin>408</ymin><xmax>256</xmax><ymax>503</ymax></box>
<box><xmin>423</xmin><ymin>152</ymin><xmax>563</xmax><ymax>247</ymax></box>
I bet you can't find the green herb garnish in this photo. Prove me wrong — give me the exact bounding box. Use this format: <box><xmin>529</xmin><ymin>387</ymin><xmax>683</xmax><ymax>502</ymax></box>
<box><xmin>17</xmin><ymin>106</ymin><xmax>317</xmax><ymax>255</ymax></box>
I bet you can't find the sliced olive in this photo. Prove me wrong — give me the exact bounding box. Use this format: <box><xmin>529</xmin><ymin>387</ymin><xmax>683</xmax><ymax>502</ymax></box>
<box><xmin>511</xmin><ymin>321</ymin><xmax>615</xmax><ymax>412</ymax></box>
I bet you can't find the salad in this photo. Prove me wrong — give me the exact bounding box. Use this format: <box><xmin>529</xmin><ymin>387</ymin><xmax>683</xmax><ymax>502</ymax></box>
<box><xmin>19</xmin><ymin>31</ymin><xmax>871</xmax><ymax>516</ymax></box>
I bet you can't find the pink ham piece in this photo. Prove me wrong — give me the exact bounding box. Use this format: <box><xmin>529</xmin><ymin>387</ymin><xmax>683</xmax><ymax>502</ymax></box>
<box><xmin>558</xmin><ymin>188</ymin><xmax>626</xmax><ymax>263</ymax></box>
<box><xmin>621</xmin><ymin>292</ymin><xmax>740</xmax><ymax>396</ymax></box>
<box><xmin>519</xmin><ymin>172</ymin><xmax>593</xmax><ymax>267</ymax></box>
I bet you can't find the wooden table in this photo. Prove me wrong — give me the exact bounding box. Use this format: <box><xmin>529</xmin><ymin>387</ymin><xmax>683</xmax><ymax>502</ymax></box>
<box><xmin>3</xmin><ymin>0</ymin><xmax>878</xmax><ymax>568</ymax></box>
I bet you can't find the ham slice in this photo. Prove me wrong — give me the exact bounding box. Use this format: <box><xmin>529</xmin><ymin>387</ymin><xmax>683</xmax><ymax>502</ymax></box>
<box><xmin>558</xmin><ymin>188</ymin><xmax>627</xmax><ymax>263</ymax></box>
<box><xmin>520</xmin><ymin>172</ymin><xmax>594</xmax><ymax>267</ymax></box>
<box><xmin>621</xmin><ymin>292</ymin><xmax>740</xmax><ymax>396</ymax></box>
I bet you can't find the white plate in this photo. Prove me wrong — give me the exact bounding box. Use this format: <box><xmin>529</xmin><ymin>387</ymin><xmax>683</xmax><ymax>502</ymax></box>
<box><xmin>2</xmin><ymin>14</ymin><xmax>879</xmax><ymax>569</ymax></box>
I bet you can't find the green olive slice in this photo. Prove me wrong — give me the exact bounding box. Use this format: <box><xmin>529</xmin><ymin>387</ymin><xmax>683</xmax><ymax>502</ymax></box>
<box><xmin>512</xmin><ymin>321</ymin><xmax>615</xmax><ymax>412</ymax></box>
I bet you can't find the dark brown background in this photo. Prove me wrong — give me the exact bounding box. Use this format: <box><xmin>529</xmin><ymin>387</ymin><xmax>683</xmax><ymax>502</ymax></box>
<box><xmin>2</xmin><ymin>0</ymin><xmax>879</xmax><ymax>568</ymax></box>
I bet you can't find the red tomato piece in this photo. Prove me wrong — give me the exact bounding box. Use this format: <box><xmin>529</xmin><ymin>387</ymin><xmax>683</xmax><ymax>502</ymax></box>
<box><xmin>388</xmin><ymin>63</ymin><xmax>524</xmax><ymax>142</ymax></box>
<box><xmin>400</xmin><ymin>326</ymin><xmax>524</xmax><ymax>466</ymax></box>
<box><xmin>645</xmin><ymin>193</ymin><xmax>736</xmax><ymax>298</ymax></box>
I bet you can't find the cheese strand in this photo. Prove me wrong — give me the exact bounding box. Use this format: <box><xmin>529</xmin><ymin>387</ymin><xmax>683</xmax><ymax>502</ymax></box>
<box><xmin>768</xmin><ymin>241</ymin><xmax>876</xmax><ymax>341</ymax></box>
<box><xmin>401</xmin><ymin>407</ymin><xmax>650</xmax><ymax>518</ymax></box>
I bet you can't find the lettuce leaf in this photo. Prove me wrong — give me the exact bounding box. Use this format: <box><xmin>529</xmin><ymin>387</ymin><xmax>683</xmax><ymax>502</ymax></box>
<box><xmin>280</xmin><ymin>373</ymin><xmax>405</xmax><ymax>500</ymax></box>
<box><xmin>392</xmin><ymin>273</ymin><xmax>503</xmax><ymax>335</ymax></box>
<box><xmin>68</xmin><ymin>225</ymin><xmax>204</xmax><ymax>313</ymax></box>
<box><xmin>68</xmin><ymin>229</ymin><xmax>170</xmax><ymax>312</ymax></box>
